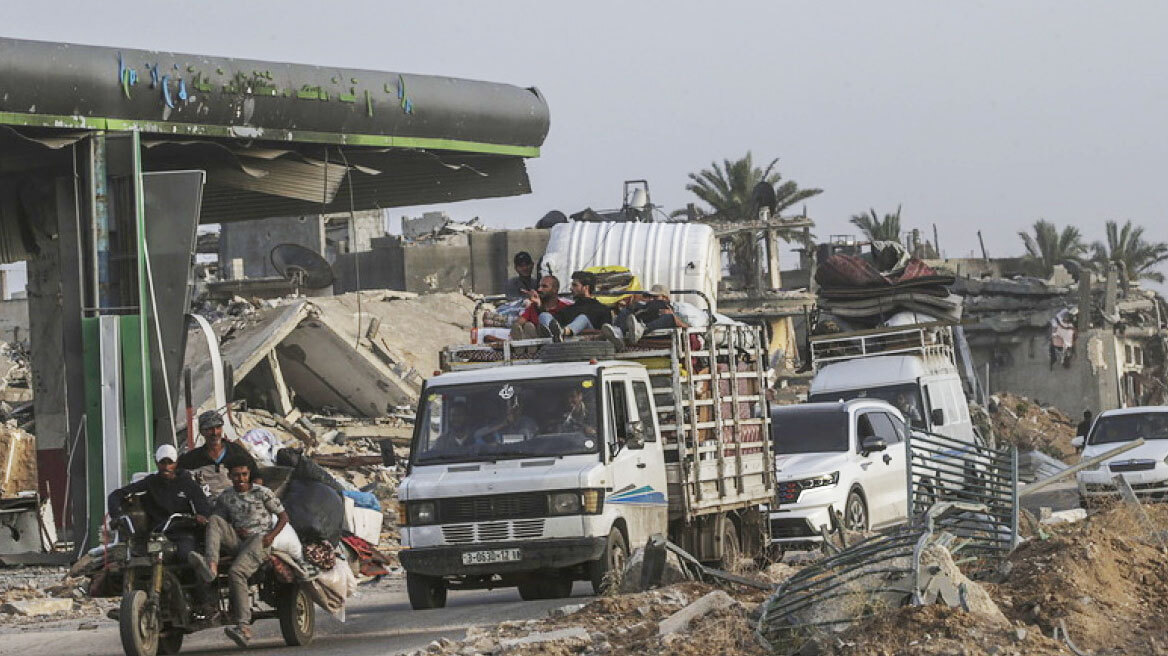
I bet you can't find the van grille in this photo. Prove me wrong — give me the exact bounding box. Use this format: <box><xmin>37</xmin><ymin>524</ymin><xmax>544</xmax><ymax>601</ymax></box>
<box><xmin>437</xmin><ymin>493</ymin><xmax>548</xmax><ymax>523</ymax></box>
<box><xmin>441</xmin><ymin>519</ymin><xmax>546</xmax><ymax>544</ymax></box>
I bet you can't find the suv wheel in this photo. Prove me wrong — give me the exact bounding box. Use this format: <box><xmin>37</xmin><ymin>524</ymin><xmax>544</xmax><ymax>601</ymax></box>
<box><xmin>844</xmin><ymin>490</ymin><xmax>868</xmax><ymax>532</ymax></box>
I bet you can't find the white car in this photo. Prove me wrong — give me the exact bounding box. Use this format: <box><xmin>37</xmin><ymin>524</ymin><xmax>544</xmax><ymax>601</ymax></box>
<box><xmin>1072</xmin><ymin>406</ymin><xmax>1168</xmax><ymax>503</ymax></box>
<box><xmin>768</xmin><ymin>399</ymin><xmax>910</xmax><ymax>550</ymax></box>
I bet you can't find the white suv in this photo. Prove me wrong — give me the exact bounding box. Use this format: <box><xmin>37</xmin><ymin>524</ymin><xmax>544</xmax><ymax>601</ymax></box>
<box><xmin>769</xmin><ymin>399</ymin><xmax>910</xmax><ymax>551</ymax></box>
<box><xmin>1072</xmin><ymin>406</ymin><xmax>1168</xmax><ymax>503</ymax></box>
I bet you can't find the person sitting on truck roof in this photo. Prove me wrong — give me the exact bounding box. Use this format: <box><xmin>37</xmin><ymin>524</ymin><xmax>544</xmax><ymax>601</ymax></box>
<box><xmin>602</xmin><ymin>283</ymin><xmax>690</xmax><ymax>349</ymax></box>
<box><xmin>539</xmin><ymin>270</ymin><xmax>612</xmax><ymax>342</ymax></box>
<box><xmin>511</xmin><ymin>275</ymin><xmax>573</xmax><ymax>342</ymax></box>
<box><xmin>504</xmin><ymin>251</ymin><xmax>537</xmax><ymax>299</ymax></box>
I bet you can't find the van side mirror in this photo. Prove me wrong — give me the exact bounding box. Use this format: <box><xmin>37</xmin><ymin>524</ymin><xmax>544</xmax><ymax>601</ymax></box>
<box><xmin>861</xmin><ymin>436</ymin><xmax>887</xmax><ymax>455</ymax></box>
<box><xmin>930</xmin><ymin>408</ymin><xmax>945</xmax><ymax>426</ymax></box>
<box><xmin>1070</xmin><ymin>436</ymin><xmax>1084</xmax><ymax>449</ymax></box>
<box><xmin>625</xmin><ymin>421</ymin><xmax>646</xmax><ymax>450</ymax></box>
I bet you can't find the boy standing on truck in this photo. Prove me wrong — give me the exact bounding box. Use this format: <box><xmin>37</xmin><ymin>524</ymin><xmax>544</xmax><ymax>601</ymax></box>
<box><xmin>505</xmin><ymin>251</ymin><xmax>536</xmax><ymax>299</ymax></box>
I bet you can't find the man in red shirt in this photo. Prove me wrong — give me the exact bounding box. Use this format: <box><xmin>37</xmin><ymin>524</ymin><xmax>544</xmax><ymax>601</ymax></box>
<box><xmin>511</xmin><ymin>275</ymin><xmax>572</xmax><ymax>342</ymax></box>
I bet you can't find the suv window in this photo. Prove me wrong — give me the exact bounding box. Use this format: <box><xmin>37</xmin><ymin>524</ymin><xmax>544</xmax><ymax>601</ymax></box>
<box><xmin>631</xmin><ymin>381</ymin><xmax>657</xmax><ymax>442</ymax></box>
<box><xmin>882</xmin><ymin>413</ymin><xmax>907</xmax><ymax>443</ymax></box>
<box><xmin>862</xmin><ymin>411</ymin><xmax>899</xmax><ymax>446</ymax></box>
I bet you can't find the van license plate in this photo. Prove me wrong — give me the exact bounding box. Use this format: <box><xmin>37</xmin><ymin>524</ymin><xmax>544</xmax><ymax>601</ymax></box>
<box><xmin>461</xmin><ymin>549</ymin><xmax>521</xmax><ymax>565</ymax></box>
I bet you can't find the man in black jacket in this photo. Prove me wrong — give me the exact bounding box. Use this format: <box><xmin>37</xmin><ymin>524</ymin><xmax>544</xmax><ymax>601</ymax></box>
<box><xmin>178</xmin><ymin>411</ymin><xmax>260</xmax><ymax>497</ymax></box>
<box><xmin>107</xmin><ymin>444</ymin><xmax>211</xmax><ymax>562</ymax></box>
<box><xmin>540</xmin><ymin>270</ymin><xmax>612</xmax><ymax>341</ymax></box>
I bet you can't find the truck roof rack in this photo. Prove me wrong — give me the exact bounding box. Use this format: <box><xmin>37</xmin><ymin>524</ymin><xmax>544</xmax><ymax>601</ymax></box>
<box><xmin>810</xmin><ymin>321</ymin><xmax>955</xmax><ymax>369</ymax></box>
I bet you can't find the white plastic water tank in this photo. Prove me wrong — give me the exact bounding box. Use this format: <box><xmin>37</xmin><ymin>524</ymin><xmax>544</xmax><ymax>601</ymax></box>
<box><xmin>540</xmin><ymin>222</ymin><xmax>719</xmax><ymax>311</ymax></box>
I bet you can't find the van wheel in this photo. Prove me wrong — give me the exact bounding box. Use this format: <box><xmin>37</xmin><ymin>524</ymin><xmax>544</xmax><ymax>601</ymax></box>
<box><xmin>406</xmin><ymin>573</ymin><xmax>448</xmax><ymax>610</ymax></box>
<box><xmin>590</xmin><ymin>527</ymin><xmax>628</xmax><ymax>594</ymax></box>
<box><xmin>720</xmin><ymin>519</ymin><xmax>741</xmax><ymax>570</ymax></box>
<box><xmin>844</xmin><ymin>490</ymin><xmax>868</xmax><ymax>532</ymax></box>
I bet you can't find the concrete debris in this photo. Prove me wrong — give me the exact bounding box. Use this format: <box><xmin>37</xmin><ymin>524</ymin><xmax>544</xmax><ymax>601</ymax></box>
<box><xmin>0</xmin><ymin>598</ymin><xmax>72</xmax><ymax>616</ymax></box>
<box><xmin>1040</xmin><ymin>508</ymin><xmax>1087</xmax><ymax>526</ymax></box>
<box><xmin>401</xmin><ymin>212</ymin><xmax>485</xmax><ymax>243</ymax></box>
<box><xmin>657</xmin><ymin>590</ymin><xmax>738</xmax><ymax>636</ymax></box>
<box><xmin>917</xmin><ymin>543</ymin><xmax>1007</xmax><ymax>625</ymax></box>
<box><xmin>0</xmin><ymin>424</ymin><xmax>36</xmax><ymax>497</ymax></box>
<box><xmin>498</xmin><ymin>626</ymin><xmax>592</xmax><ymax>650</ymax></box>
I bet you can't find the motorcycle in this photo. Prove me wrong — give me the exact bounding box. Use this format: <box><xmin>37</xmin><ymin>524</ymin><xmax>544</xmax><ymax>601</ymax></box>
<box><xmin>97</xmin><ymin>509</ymin><xmax>316</xmax><ymax>656</ymax></box>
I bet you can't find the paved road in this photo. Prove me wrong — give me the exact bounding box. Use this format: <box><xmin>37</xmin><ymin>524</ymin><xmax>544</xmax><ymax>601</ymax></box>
<box><xmin>3</xmin><ymin>580</ymin><xmax>594</xmax><ymax>656</ymax></box>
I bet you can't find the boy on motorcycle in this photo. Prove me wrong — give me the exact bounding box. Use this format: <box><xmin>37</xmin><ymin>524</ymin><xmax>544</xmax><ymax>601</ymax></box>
<box><xmin>188</xmin><ymin>463</ymin><xmax>289</xmax><ymax>648</ymax></box>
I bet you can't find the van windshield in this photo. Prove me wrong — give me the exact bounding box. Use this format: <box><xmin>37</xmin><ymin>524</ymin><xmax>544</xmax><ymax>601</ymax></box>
<box><xmin>808</xmin><ymin>383</ymin><xmax>925</xmax><ymax>429</ymax></box>
<box><xmin>412</xmin><ymin>376</ymin><xmax>602</xmax><ymax>466</ymax></box>
<box><xmin>1088</xmin><ymin>413</ymin><xmax>1168</xmax><ymax>445</ymax></box>
<box><xmin>772</xmin><ymin>409</ymin><xmax>850</xmax><ymax>454</ymax></box>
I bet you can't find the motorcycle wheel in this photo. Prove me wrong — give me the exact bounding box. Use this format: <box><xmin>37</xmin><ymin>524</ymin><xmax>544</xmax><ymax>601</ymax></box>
<box><xmin>119</xmin><ymin>590</ymin><xmax>160</xmax><ymax>656</ymax></box>
<box><xmin>277</xmin><ymin>584</ymin><xmax>316</xmax><ymax>647</ymax></box>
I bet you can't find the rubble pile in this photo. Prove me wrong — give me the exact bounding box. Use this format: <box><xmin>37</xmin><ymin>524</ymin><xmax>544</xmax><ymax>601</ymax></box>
<box><xmin>405</xmin><ymin>582</ymin><xmax>770</xmax><ymax>656</ymax></box>
<box><xmin>989</xmin><ymin>393</ymin><xmax>1078</xmax><ymax>462</ymax></box>
<box><xmin>0</xmin><ymin>566</ymin><xmax>115</xmax><ymax>629</ymax></box>
<box><xmin>0</xmin><ymin>340</ymin><xmax>31</xmax><ymax>405</ymax></box>
<box><xmin>798</xmin><ymin>504</ymin><xmax>1168</xmax><ymax>656</ymax></box>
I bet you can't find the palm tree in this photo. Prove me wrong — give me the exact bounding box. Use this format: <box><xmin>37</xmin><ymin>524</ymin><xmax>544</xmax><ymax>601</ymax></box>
<box><xmin>680</xmin><ymin>152</ymin><xmax>822</xmax><ymax>288</ymax></box>
<box><xmin>1092</xmin><ymin>219</ymin><xmax>1168</xmax><ymax>283</ymax></box>
<box><xmin>1018</xmin><ymin>220</ymin><xmax>1087</xmax><ymax>277</ymax></box>
<box><xmin>849</xmin><ymin>206</ymin><xmax>902</xmax><ymax>242</ymax></box>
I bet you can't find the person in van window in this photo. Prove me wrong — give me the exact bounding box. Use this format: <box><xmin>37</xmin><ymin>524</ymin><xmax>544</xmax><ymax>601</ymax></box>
<box><xmin>895</xmin><ymin>392</ymin><xmax>924</xmax><ymax>428</ymax></box>
<box><xmin>558</xmin><ymin>387</ymin><xmax>597</xmax><ymax>436</ymax></box>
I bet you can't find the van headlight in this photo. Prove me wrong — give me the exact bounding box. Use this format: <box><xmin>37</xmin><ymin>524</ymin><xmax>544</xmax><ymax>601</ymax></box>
<box><xmin>798</xmin><ymin>472</ymin><xmax>840</xmax><ymax>489</ymax></box>
<box><xmin>549</xmin><ymin>492</ymin><xmax>582</xmax><ymax>515</ymax></box>
<box><xmin>407</xmin><ymin>501</ymin><xmax>437</xmax><ymax>525</ymax></box>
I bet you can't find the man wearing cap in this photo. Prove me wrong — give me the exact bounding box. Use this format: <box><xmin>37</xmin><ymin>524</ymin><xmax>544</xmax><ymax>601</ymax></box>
<box><xmin>178</xmin><ymin>411</ymin><xmax>260</xmax><ymax>497</ymax></box>
<box><xmin>107</xmin><ymin>444</ymin><xmax>212</xmax><ymax>563</ymax></box>
<box><xmin>602</xmin><ymin>283</ymin><xmax>691</xmax><ymax>349</ymax></box>
<box><xmin>505</xmin><ymin>251</ymin><xmax>537</xmax><ymax>299</ymax></box>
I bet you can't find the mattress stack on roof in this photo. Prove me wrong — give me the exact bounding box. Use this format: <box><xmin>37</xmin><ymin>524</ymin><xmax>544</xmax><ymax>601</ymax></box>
<box><xmin>814</xmin><ymin>244</ymin><xmax>961</xmax><ymax>331</ymax></box>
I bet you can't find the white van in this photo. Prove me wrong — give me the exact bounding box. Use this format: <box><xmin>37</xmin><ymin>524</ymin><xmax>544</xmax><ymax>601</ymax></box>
<box><xmin>807</xmin><ymin>324</ymin><xmax>977</xmax><ymax>446</ymax></box>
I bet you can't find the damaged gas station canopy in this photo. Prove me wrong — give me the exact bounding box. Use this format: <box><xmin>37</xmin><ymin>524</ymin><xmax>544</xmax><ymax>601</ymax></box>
<box><xmin>183</xmin><ymin>290</ymin><xmax>476</xmax><ymax>426</ymax></box>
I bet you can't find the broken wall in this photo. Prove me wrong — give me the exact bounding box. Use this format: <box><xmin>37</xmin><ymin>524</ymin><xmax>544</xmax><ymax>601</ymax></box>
<box><xmin>967</xmin><ymin>327</ymin><xmax>1124</xmax><ymax>416</ymax></box>
<box><xmin>218</xmin><ymin>215</ymin><xmax>326</xmax><ymax>279</ymax></box>
<box><xmin>333</xmin><ymin>228</ymin><xmax>550</xmax><ymax>295</ymax></box>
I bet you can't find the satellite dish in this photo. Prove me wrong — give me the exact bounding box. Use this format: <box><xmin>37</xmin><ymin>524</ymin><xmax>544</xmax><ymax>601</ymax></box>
<box><xmin>270</xmin><ymin>243</ymin><xmax>334</xmax><ymax>291</ymax></box>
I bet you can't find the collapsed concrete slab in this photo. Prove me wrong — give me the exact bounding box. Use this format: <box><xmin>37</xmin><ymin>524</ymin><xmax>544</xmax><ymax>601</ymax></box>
<box><xmin>182</xmin><ymin>291</ymin><xmax>477</xmax><ymax>429</ymax></box>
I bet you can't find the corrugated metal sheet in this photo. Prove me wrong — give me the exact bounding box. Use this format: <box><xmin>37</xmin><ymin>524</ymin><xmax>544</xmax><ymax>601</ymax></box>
<box><xmin>541</xmin><ymin>221</ymin><xmax>720</xmax><ymax>311</ymax></box>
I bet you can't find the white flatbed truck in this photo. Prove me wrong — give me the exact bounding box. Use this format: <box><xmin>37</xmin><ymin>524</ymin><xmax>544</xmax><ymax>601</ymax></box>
<box><xmin>397</xmin><ymin>299</ymin><xmax>773</xmax><ymax>608</ymax></box>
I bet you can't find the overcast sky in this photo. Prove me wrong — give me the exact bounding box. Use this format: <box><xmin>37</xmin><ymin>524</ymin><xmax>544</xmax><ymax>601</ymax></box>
<box><xmin>6</xmin><ymin>1</ymin><xmax>1168</xmax><ymax>287</ymax></box>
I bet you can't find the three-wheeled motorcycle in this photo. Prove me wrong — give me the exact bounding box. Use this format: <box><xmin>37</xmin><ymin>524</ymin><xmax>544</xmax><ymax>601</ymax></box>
<box><xmin>96</xmin><ymin>508</ymin><xmax>315</xmax><ymax>656</ymax></box>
